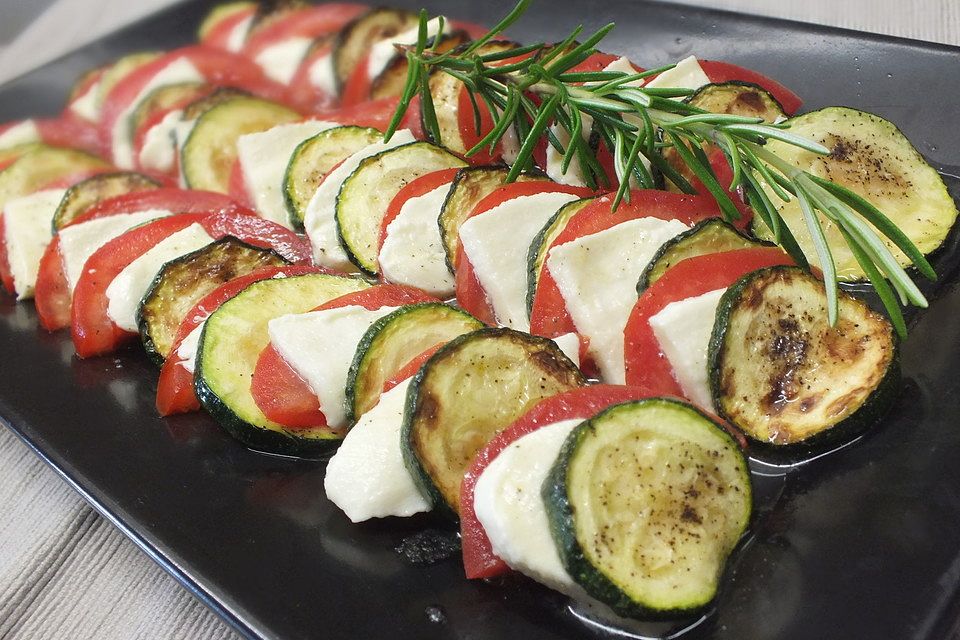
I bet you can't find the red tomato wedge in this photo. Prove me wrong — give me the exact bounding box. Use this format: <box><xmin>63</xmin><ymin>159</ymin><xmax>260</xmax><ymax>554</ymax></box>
<box><xmin>0</xmin><ymin>216</ymin><xmax>12</xmax><ymax>295</ymax></box>
<box><xmin>699</xmin><ymin>60</ymin><xmax>802</xmax><ymax>115</ymax></box>
<box><xmin>528</xmin><ymin>190</ymin><xmax>723</xmax><ymax>340</ymax></box>
<box><xmin>623</xmin><ymin>247</ymin><xmax>795</xmax><ymax>395</ymax></box>
<box><xmin>34</xmin><ymin>236</ymin><xmax>71</xmax><ymax>329</ymax></box>
<box><xmin>378</xmin><ymin>167</ymin><xmax>460</xmax><ymax>252</ymax></box>
<box><xmin>156</xmin><ymin>265</ymin><xmax>322</xmax><ymax>415</ymax></box>
<box><xmin>70</xmin><ymin>210</ymin><xmax>310</xmax><ymax>358</ymax></box>
<box><xmin>286</xmin><ymin>42</ymin><xmax>337</xmax><ymax>113</ymax></box>
<box><xmin>318</xmin><ymin>95</ymin><xmax>422</xmax><ymax>137</ymax></box>
<box><xmin>200</xmin><ymin>5</ymin><xmax>256</xmax><ymax>51</ymax></box>
<box><xmin>339</xmin><ymin>53</ymin><xmax>374</xmax><ymax>108</ymax></box>
<box><xmin>454</xmin><ymin>182</ymin><xmax>594</xmax><ymax>325</ymax></box>
<box><xmin>459</xmin><ymin>384</ymin><xmax>659</xmax><ymax>579</ymax></box>
<box><xmin>241</xmin><ymin>4</ymin><xmax>366</xmax><ymax>63</ymax></box>
<box><xmin>249</xmin><ymin>284</ymin><xmax>437</xmax><ymax>428</ymax></box>
<box><xmin>227</xmin><ymin>158</ymin><xmax>255</xmax><ymax>210</ymax></box>
<box><xmin>36</xmin><ymin>118</ymin><xmax>104</xmax><ymax>157</ymax></box>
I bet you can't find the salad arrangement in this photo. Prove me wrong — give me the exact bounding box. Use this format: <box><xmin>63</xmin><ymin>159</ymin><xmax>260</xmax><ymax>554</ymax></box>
<box><xmin>0</xmin><ymin>0</ymin><xmax>955</xmax><ymax>631</ymax></box>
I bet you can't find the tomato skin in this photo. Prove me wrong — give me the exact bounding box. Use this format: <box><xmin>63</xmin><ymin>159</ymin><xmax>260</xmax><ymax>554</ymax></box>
<box><xmin>74</xmin><ymin>188</ymin><xmax>254</xmax><ymax>224</ymax></box>
<box><xmin>241</xmin><ymin>4</ymin><xmax>366</xmax><ymax>62</ymax></box>
<box><xmin>34</xmin><ymin>236</ymin><xmax>71</xmax><ymax>330</ymax></box>
<box><xmin>201</xmin><ymin>5</ymin><xmax>255</xmax><ymax>51</ymax></box>
<box><xmin>378</xmin><ymin>168</ymin><xmax>460</xmax><ymax>252</ymax></box>
<box><xmin>286</xmin><ymin>42</ymin><xmax>337</xmax><ymax>113</ymax></box>
<box><xmin>227</xmin><ymin>158</ymin><xmax>255</xmax><ymax>211</ymax></box>
<box><xmin>623</xmin><ymin>247</ymin><xmax>794</xmax><ymax>394</ymax></box>
<box><xmin>36</xmin><ymin>117</ymin><xmax>105</xmax><ymax>157</ymax></box>
<box><xmin>317</xmin><ymin>95</ymin><xmax>422</xmax><ymax>136</ymax></box>
<box><xmin>528</xmin><ymin>190</ymin><xmax>722</xmax><ymax>340</ymax></box>
<box><xmin>459</xmin><ymin>384</ymin><xmax>659</xmax><ymax>580</ymax></box>
<box><xmin>339</xmin><ymin>53</ymin><xmax>374</xmax><ymax>108</ymax></box>
<box><xmin>0</xmin><ymin>216</ymin><xmax>12</xmax><ymax>295</ymax></box>
<box><xmin>156</xmin><ymin>265</ymin><xmax>322</xmax><ymax>416</ymax></box>
<box><xmin>699</xmin><ymin>60</ymin><xmax>802</xmax><ymax>115</ymax></box>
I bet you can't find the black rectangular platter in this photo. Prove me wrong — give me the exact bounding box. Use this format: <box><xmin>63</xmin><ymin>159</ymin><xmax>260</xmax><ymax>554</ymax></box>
<box><xmin>1</xmin><ymin>1</ymin><xmax>960</xmax><ymax>639</ymax></box>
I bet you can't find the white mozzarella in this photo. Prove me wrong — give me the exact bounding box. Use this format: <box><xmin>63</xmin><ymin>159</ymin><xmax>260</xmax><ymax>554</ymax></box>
<box><xmin>175</xmin><ymin>323</ymin><xmax>204</xmax><ymax>374</ymax></box>
<box><xmin>324</xmin><ymin>378</ymin><xmax>431</xmax><ymax>522</ymax></box>
<box><xmin>111</xmin><ymin>58</ymin><xmax>205</xmax><ymax>169</ymax></box>
<box><xmin>644</xmin><ymin>55</ymin><xmax>710</xmax><ymax>92</ymax></box>
<box><xmin>105</xmin><ymin>223</ymin><xmax>213</xmax><ymax>331</ymax></box>
<box><xmin>236</xmin><ymin>120</ymin><xmax>338</xmax><ymax>228</ymax></box>
<box><xmin>473</xmin><ymin>419</ymin><xmax>588</xmax><ymax>595</ymax></box>
<box><xmin>378</xmin><ymin>182</ymin><xmax>455</xmax><ymax>296</ymax></box>
<box><xmin>308</xmin><ymin>53</ymin><xmax>338</xmax><ymax>98</ymax></box>
<box><xmin>304</xmin><ymin>129</ymin><xmax>415</xmax><ymax>271</ymax></box>
<box><xmin>500</xmin><ymin>124</ymin><xmax>521</xmax><ymax>165</ymax></box>
<box><xmin>267</xmin><ymin>304</ymin><xmax>401</xmax><ymax>428</ymax></box>
<box><xmin>226</xmin><ymin>14</ymin><xmax>253</xmax><ymax>52</ymax></box>
<box><xmin>138</xmin><ymin>109</ymin><xmax>183</xmax><ymax>173</ymax></box>
<box><xmin>59</xmin><ymin>209</ymin><xmax>172</xmax><ymax>293</ymax></box>
<box><xmin>551</xmin><ymin>332</ymin><xmax>581</xmax><ymax>368</ymax></box>
<box><xmin>255</xmin><ymin>37</ymin><xmax>313</xmax><ymax>85</ymax></box>
<box><xmin>3</xmin><ymin>189</ymin><xmax>65</xmax><ymax>299</ymax></box>
<box><xmin>0</xmin><ymin>120</ymin><xmax>40</xmax><ymax>150</ymax></box>
<box><xmin>546</xmin><ymin>217</ymin><xmax>689</xmax><ymax>383</ymax></box>
<box><xmin>366</xmin><ymin>17</ymin><xmax>449</xmax><ymax>81</ymax></box>
<box><xmin>68</xmin><ymin>78</ymin><xmax>103</xmax><ymax>122</ymax></box>
<box><xmin>649</xmin><ymin>288</ymin><xmax>726</xmax><ymax>411</ymax></box>
<box><xmin>601</xmin><ymin>56</ymin><xmax>645</xmax><ymax>87</ymax></box>
<box><xmin>545</xmin><ymin>113</ymin><xmax>593</xmax><ymax>187</ymax></box>
<box><xmin>459</xmin><ymin>191</ymin><xmax>580</xmax><ymax>331</ymax></box>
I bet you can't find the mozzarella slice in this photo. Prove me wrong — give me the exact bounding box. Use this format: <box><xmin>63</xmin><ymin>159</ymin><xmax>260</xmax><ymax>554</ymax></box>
<box><xmin>324</xmin><ymin>378</ymin><xmax>431</xmax><ymax>522</ymax></box>
<box><xmin>304</xmin><ymin>129</ymin><xmax>415</xmax><ymax>271</ymax></box>
<box><xmin>175</xmin><ymin>323</ymin><xmax>204</xmax><ymax>374</ymax></box>
<box><xmin>0</xmin><ymin>120</ymin><xmax>40</xmax><ymax>150</ymax></box>
<box><xmin>545</xmin><ymin>114</ymin><xmax>594</xmax><ymax>187</ymax></box>
<box><xmin>226</xmin><ymin>14</ymin><xmax>253</xmax><ymax>52</ymax></box>
<box><xmin>546</xmin><ymin>217</ymin><xmax>689</xmax><ymax>383</ymax></box>
<box><xmin>601</xmin><ymin>56</ymin><xmax>644</xmax><ymax>87</ymax></box>
<box><xmin>105</xmin><ymin>223</ymin><xmax>213</xmax><ymax>332</ymax></box>
<box><xmin>111</xmin><ymin>57</ymin><xmax>205</xmax><ymax>169</ymax></box>
<box><xmin>378</xmin><ymin>182</ymin><xmax>455</xmax><ymax>296</ymax></box>
<box><xmin>3</xmin><ymin>189</ymin><xmax>65</xmax><ymax>299</ymax></box>
<box><xmin>645</xmin><ymin>55</ymin><xmax>710</xmax><ymax>92</ymax></box>
<box><xmin>267</xmin><ymin>304</ymin><xmax>401</xmax><ymax>428</ymax></box>
<box><xmin>648</xmin><ymin>288</ymin><xmax>726</xmax><ymax>411</ymax></box>
<box><xmin>59</xmin><ymin>209</ymin><xmax>172</xmax><ymax>293</ymax></box>
<box><xmin>366</xmin><ymin>17</ymin><xmax>450</xmax><ymax>81</ymax></box>
<box><xmin>68</xmin><ymin>78</ymin><xmax>103</xmax><ymax>122</ymax></box>
<box><xmin>138</xmin><ymin>109</ymin><xmax>183</xmax><ymax>173</ymax></box>
<box><xmin>255</xmin><ymin>37</ymin><xmax>313</xmax><ymax>85</ymax></box>
<box><xmin>551</xmin><ymin>332</ymin><xmax>581</xmax><ymax>368</ymax></box>
<box><xmin>308</xmin><ymin>53</ymin><xmax>337</xmax><ymax>98</ymax></box>
<box><xmin>474</xmin><ymin>418</ymin><xmax>589</xmax><ymax>595</ymax></box>
<box><xmin>459</xmin><ymin>191</ymin><xmax>580</xmax><ymax>331</ymax></box>
<box><xmin>236</xmin><ymin>120</ymin><xmax>338</xmax><ymax>228</ymax></box>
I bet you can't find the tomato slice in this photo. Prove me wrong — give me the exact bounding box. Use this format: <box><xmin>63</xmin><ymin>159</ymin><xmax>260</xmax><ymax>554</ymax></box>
<box><xmin>623</xmin><ymin>247</ymin><xmax>795</xmax><ymax>395</ymax></box>
<box><xmin>528</xmin><ymin>190</ymin><xmax>723</xmax><ymax>340</ymax></box>
<box><xmin>459</xmin><ymin>384</ymin><xmax>659</xmax><ymax>579</ymax></box>
<box><xmin>339</xmin><ymin>53</ymin><xmax>374</xmax><ymax>108</ymax></box>
<box><xmin>317</xmin><ymin>95</ymin><xmax>422</xmax><ymax>137</ymax></box>
<box><xmin>241</xmin><ymin>3</ymin><xmax>366</xmax><ymax>62</ymax></box>
<box><xmin>201</xmin><ymin>5</ymin><xmax>256</xmax><ymax>51</ymax></box>
<box><xmin>157</xmin><ymin>265</ymin><xmax>322</xmax><ymax>416</ymax></box>
<box><xmin>71</xmin><ymin>210</ymin><xmax>311</xmax><ymax>358</ymax></box>
<box><xmin>454</xmin><ymin>182</ymin><xmax>594</xmax><ymax>324</ymax></box>
<box><xmin>699</xmin><ymin>60</ymin><xmax>802</xmax><ymax>115</ymax></box>
<box><xmin>249</xmin><ymin>284</ymin><xmax>438</xmax><ymax>428</ymax></box>
<box><xmin>34</xmin><ymin>235</ymin><xmax>71</xmax><ymax>330</ymax></box>
<box><xmin>227</xmin><ymin>158</ymin><xmax>255</xmax><ymax>210</ymax></box>
<box><xmin>286</xmin><ymin>42</ymin><xmax>337</xmax><ymax>113</ymax></box>
<box><xmin>36</xmin><ymin>118</ymin><xmax>104</xmax><ymax>157</ymax></box>
<box><xmin>378</xmin><ymin>167</ymin><xmax>461</xmax><ymax>252</ymax></box>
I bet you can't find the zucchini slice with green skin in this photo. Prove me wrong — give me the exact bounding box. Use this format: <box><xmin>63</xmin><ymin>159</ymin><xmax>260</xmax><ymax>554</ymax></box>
<box><xmin>637</xmin><ymin>219</ymin><xmax>767</xmax><ymax>293</ymax></box>
<box><xmin>95</xmin><ymin>51</ymin><xmax>162</xmax><ymax>109</ymax></box>
<box><xmin>137</xmin><ymin>237</ymin><xmax>289</xmax><ymax>365</ymax></box>
<box><xmin>709</xmin><ymin>266</ymin><xmax>899</xmax><ymax>454</ymax></box>
<box><xmin>439</xmin><ymin>165</ymin><xmax>550</xmax><ymax>270</ymax></box>
<box><xmin>197</xmin><ymin>1</ymin><xmax>253</xmax><ymax>41</ymax></box>
<box><xmin>543</xmin><ymin>398</ymin><xmax>752</xmax><ymax>619</ymax></box>
<box><xmin>195</xmin><ymin>272</ymin><xmax>370</xmax><ymax>456</ymax></box>
<box><xmin>336</xmin><ymin>141</ymin><xmax>467</xmax><ymax>275</ymax></box>
<box><xmin>369</xmin><ymin>30</ymin><xmax>470</xmax><ymax>101</ymax></box>
<box><xmin>525</xmin><ymin>197</ymin><xmax>595</xmax><ymax>314</ymax></box>
<box><xmin>0</xmin><ymin>146</ymin><xmax>109</xmax><ymax>212</ymax></box>
<box><xmin>180</xmin><ymin>87</ymin><xmax>250</xmax><ymax>122</ymax></box>
<box><xmin>332</xmin><ymin>7</ymin><xmax>419</xmax><ymax>92</ymax></box>
<box><xmin>752</xmin><ymin>106</ymin><xmax>959</xmax><ymax>280</ymax></box>
<box><xmin>52</xmin><ymin>171</ymin><xmax>161</xmax><ymax>232</ymax></box>
<box><xmin>346</xmin><ymin>303</ymin><xmax>483</xmax><ymax>424</ymax></box>
<box><xmin>282</xmin><ymin>125</ymin><xmax>382</xmax><ymax>231</ymax></box>
<box><xmin>130</xmin><ymin>82</ymin><xmax>209</xmax><ymax>135</ymax></box>
<box><xmin>402</xmin><ymin>327</ymin><xmax>586</xmax><ymax>512</ymax></box>
<box><xmin>180</xmin><ymin>95</ymin><xmax>300</xmax><ymax>193</ymax></box>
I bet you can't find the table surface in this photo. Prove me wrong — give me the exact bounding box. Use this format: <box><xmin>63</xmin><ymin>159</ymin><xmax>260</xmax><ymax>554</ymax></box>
<box><xmin>0</xmin><ymin>1</ymin><xmax>957</xmax><ymax>638</ymax></box>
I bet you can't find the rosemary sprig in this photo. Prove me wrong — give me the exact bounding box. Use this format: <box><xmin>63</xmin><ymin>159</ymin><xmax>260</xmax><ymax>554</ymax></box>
<box><xmin>385</xmin><ymin>0</ymin><xmax>933</xmax><ymax>336</ymax></box>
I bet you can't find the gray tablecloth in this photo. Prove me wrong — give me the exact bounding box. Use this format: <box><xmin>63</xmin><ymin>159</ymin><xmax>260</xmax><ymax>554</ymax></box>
<box><xmin>0</xmin><ymin>1</ymin><xmax>956</xmax><ymax>638</ymax></box>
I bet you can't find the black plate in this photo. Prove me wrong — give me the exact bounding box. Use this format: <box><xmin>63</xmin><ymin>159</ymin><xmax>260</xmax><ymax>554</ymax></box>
<box><xmin>2</xmin><ymin>2</ymin><xmax>960</xmax><ymax>639</ymax></box>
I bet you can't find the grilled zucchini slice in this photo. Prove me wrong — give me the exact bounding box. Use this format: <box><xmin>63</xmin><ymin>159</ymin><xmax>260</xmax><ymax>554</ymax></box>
<box><xmin>637</xmin><ymin>219</ymin><xmax>767</xmax><ymax>292</ymax></box>
<box><xmin>130</xmin><ymin>82</ymin><xmax>210</xmax><ymax>135</ymax></box>
<box><xmin>137</xmin><ymin>237</ymin><xmax>289</xmax><ymax>365</ymax></box>
<box><xmin>0</xmin><ymin>146</ymin><xmax>109</xmax><ymax>212</ymax></box>
<box><xmin>709</xmin><ymin>266</ymin><xmax>899</xmax><ymax>453</ymax></box>
<box><xmin>332</xmin><ymin>8</ymin><xmax>419</xmax><ymax>92</ymax></box>
<box><xmin>402</xmin><ymin>327</ymin><xmax>586</xmax><ymax>512</ymax></box>
<box><xmin>336</xmin><ymin>141</ymin><xmax>466</xmax><ymax>275</ymax></box>
<box><xmin>346</xmin><ymin>303</ymin><xmax>483</xmax><ymax>423</ymax></box>
<box><xmin>197</xmin><ymin>1</ymin><xmax>254</xmax><ymax>41</ymax></box>
<box><xmin>525</xmin><ymin>197</ymin><xmax>595</xmax><ymax>314</ymax></box>
<box><xmin>195</xmin><ymin>272</ymin><xmax>369</xmax><ymax>456</ymax></box>
<box><xmin>180</xmin><ymin>95</ymin><xmax>299</xmax><ymax>193</ymax></box>
<box><xmin>439</xmin><ymin>165</ymin><xmax>549</xmax><ymax>269</ymax></box>
<box><xmin>753</xmin><ymin>107</ymin><xmax>959</xmax><ymax>280</ymax></box>
<box><xmin>52</xmin><ymin>172</ymin><xmax>161</xmax><ymax>231</ymax></box>
<box><xmin>543</xmin><ymin>398</ymin><xmax>751</xmax><ymax>618</ymax></box>
<box><xmin>95</xmin><ymin>52</ymin><xmax>162</xmax><ymax>110</ymax></box>
<box><xmin>282</xmin><ymin>125</ymin><xmax>382</xmax><ymax>231</ymax></box>
<box><xmin>369</xmin><ymin>30</ymin><xmax>470</xmax><ymax>101</ymax></box>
